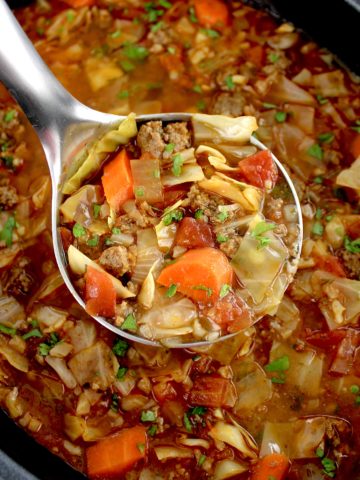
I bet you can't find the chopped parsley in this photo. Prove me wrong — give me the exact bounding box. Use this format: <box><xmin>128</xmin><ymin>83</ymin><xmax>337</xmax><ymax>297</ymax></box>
<box><xmin>87</xmin><ymin>235</ymin><xmax>99</xmax><ymax>247</ymax></box>
<box><xmin>93</xmin><ymin>203</ymin><xmax>101</xmax><ymax>218</ymax></box>
<box><xmin>344</xmin><ymin>236</ymin><xmax>360</xmax><ymax>254</ymax></box>
<box><xmin>110</xmin><ymin>30</ymin><xmax>121</xmax><ymax>39</ymax></box>
<box><xmin>350</xmin><ymin>385</ymin><xmax>359</xmax><ymax>394</ymax></box>
<box><xmin>137</xmin><ymin>443</ymin><xmax>145</xmax><ymax>454</ymax></box>
<box><xmin>312</xmin><ymin>222</ymin><xmax>324</xmax><ymax>236</ymax></box>
<box><xmin>0</xmin><ymin>216</ymin><xmax>16</xmax><ymax>247</ymax></box>
<box><xmin>72</xmin><ymin>223</ymin><xmax>86</xmax><ymax>238</ymax></box>
<box><xmin>318</xmin><ymin>132</ymin><xmax>334</xmax><ymax>144</ymax></box>
<box><xmin>201</xmin><ymin>28</ymin><xmax>220</xmax><ymax>39</ymax></box>
<box><xmin>194</xmin><ymin>209</ymin><xmax>204</xmax><ymax>220</ymax></box>
<box><xmin>225</xmin><ymin>75</ymin><xmax>235</xmax><ymax>90</ymax></box>
<box><xmin>216</xmin><ymin>233</ymin><xmax>228</xmax><ymax>243</ymax></box>
<box><xmin>219</xmin><ymin>284</ymin><xmax>231</xmax><ymax>299</ymax></box>
<box><xmin>321</xmin><ymin>456</ymin><xmax>337</xmax><ymax>478</ymax></box>
<box><xmin>116</xmin><ymin>366</ymin><xmax>128</xmax><ymax>380</ymax></box>
<box><xmin>112</xmin><ymin>338</ymin><xmax>129</xmax><ymax>357</ymax></box>
<box><xmin>167</xmin><ymin>46</ymin><xmax>176</xmax><ymax>54</ymax></box>
<box><xmin>141</xmin><ymin>410</ymin><xmax>156</xmax><ymax>422</ymax></box>
<box><xmin>3</xmin><ymin>110</ymin><xmax>16</xmax><ymax>123</ymax></box>
<box><xmin>351</xmin><ymin>119</ymin><xmax>360</xmax><ymax>133</ymax></box>
<box><xmin>38</xmin><ymin>332</ymin><xmax>61</xmax><ymax>356</ymax></box>
<box><xmin>265</xmin><ymin>355</ymin><xmax>289</xmax><ymax>384</ymax></box>
<box><xmin>122</xmin><ymin>43</ymin><xmax>149</xmax><ymax>61</ymax></box>
<box><xmin>117</xmin><ymin>90</ymin><xmax>129</xmax><ymax>99</ymax></box>
<box><xmin>163</xmin><ymin>209</ymin><xmax>183</xmax><ymax>226</ymax></box>
<box><xmin>159</xmin><ymin>0</ymin><xmax>172</xmax><ymax>8</ymax></box>
<box><xmin>315</xmin><ymin>208</ymin><xmax>323</xmax><ymax>220</ymax></box>
<box><xmin>22</xmin><ymin>328</ymin><xmax>42</xmax><ymax>340</ymax></box>
<box><xmin>188</xmin><ymin>406</ymin><xmax>207</xmax><ymax>416</ymax></box>
<box><xmin>183</xmin><ymin>412</ymin><xmax>192</xmax><ymax>432</ymax></box>
<box><xmin>313</xmin><ymin>176</ymin><xmax>324</xmax><ymax>184</ymax></box>
<box><xmin>307</xmin><ymin>143</ymin><xmax>323</xmax><ymax>160</ymax></box>
<box><xmin>251</xmin><ymin>221</ymin><xmax>275</xmax><ymax>249</ymax></box>
<box><xmin>188</xmin><ymin>6</ymin><xmax>198</xmax><ymax>23</ymax></box>
<box><xmin>151</xmin><ymin>20</ymin><xmax>164</xmax><ymax>32</ymax></box>
<box><xmin>134</xmin><ymin>186</ymin><xmax>145</xmax><ymax>197</ymax></box>
<box><xmin>316</xmin><ymin>94</ymin><xmax>328</xmax><ymax>105</ymax></box>
<box><xmin>193</xmin><ymin>85</ymin><xmax>202</xmax><ymax>94</ymax></box>
<box><xmin>3</xmin><ymin>156</ymin><xmax>14</xmax><ymax>169</ymax></box>
<box><xmin>164</xmin><ymin>143</ymin><xmax>175</xmax><ymax>153</ymax></box>
<box><xmin>66</xmin><ymin>10</ymin><xmax>75</xmax><ymax>22</ymax></box>
<box><xmin>166</xmin><ymin>284</ymin><xmax>177</xmax><ymax>298</ymax></box>
<box><xmin>153</xmin><ymin>168</ymin><xmax>161</xmax><ymax>179</ymax></box>
<box><xmin>121</xmin><ymin>313</ymin><xmax>137</xmax><ymax>331</ymax></box>
<box><xmin>0</xmin><ymin>324</ymin><xmax>17</xmax><ymax>336</ymax></box>
<box><xmin>110</xmin><ymin>393</ymin><xmax>119</xmax><ymax>411</ymax></box>
<box><xmin>120</xmin><ymin>59</ymin><xmax>135</xmax><ymax>72</ymax></box>
<box><xmin>263</xmin><ymin>102</ymin><xmax>277</xmax><ymax>109</ymax></box>
<box><xmin>274</xmin><ymin>111</ymin><xmax>287</xmax><ymax>123</ymax></box>
<box><xmin>198</xmin><ymin>454</ymin><xmax>206</xmax><ymax>466</ymax></box>
<box><xmin>192</xmin><ymin>285</ymin><xmax>213</xmax><ymax>297</ymax></box>
<box><xmin>172</xmin><ymin>153</ymin><xmax>183</xmax><ymax>177</ymax></box>
<box><xmin>147</xmin><ymin>424</ymin><xmax>157</xmax><ymax>436</ymax></box>
<box><xmin>112</xmin><ymin>227</ymin><xmax>121</xmax><ymax>235</ymax></box>
<box><xmin>217</xmin><ymin>210</ymin><xmax>228</xmax><ymax>222</ymax></box>
<box><xmin>267</xmin><ymin>52</ymin><xmax>280</xmax><ymax>63</ymax></box>
<box><xmin>196</xmin><ymin>99</ymin><xmax>206</xmax><ymax>111</ymax></box>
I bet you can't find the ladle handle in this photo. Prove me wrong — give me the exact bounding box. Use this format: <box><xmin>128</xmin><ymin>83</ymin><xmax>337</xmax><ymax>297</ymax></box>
<box><xmin>0</xmin><ymin>0</ymin><xmax>80</xmax><ymax>141</ymax></box>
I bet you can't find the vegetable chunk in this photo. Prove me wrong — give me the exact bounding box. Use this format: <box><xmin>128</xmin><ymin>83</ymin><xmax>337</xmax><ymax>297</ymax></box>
<box><xmin>85</xmin><ymin>266</ymin><xmax>116</xmax><ymax>318</ymax></box>
<box><xmin>102</xmin><ymin>149</ymin><xmax>134</xmax><ymax>211</ymax></box>
<box><xmin>157</xmin><ymin>247</ymin><xmax>233</xmax><ymax>302</ymax></box>
<box><xmin>238</xmin><ymin>150</ymin><xmax>278</xmax><ymax>190</ymax></box>
<box><xmin>251</xmin><ymin>453</ymin><xmax>289</xmax><ymax>480</ymax></box>
<box><xmin>86</xmin><ymin>426</ymin><xmax>146</xmax><ymax>479</ymax></box>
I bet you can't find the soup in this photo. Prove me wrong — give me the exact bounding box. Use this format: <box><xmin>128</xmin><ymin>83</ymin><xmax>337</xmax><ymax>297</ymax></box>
<box><xmin>0</xmin><ymin>0</ymin><xmax>359</xmax><ymax>479</ymax></box>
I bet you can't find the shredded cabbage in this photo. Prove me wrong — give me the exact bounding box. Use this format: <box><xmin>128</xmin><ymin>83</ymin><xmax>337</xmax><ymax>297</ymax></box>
<box><xmin>192</xmin><ymin>114</ymin><xmax>258</xmax><ymax>145</ymax></box>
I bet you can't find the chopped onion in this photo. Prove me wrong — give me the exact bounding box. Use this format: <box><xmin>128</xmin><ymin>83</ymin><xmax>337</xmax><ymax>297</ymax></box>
<box><xmin>0</xmin><ymin>295</ymin><xmax>26</xmax><ymax>328</ymax></box>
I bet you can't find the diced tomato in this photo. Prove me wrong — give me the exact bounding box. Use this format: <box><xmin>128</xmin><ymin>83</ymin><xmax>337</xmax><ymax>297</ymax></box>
<box><xmin>59</xmin><ymin>226</ymin><xmax>73</xmax><ymax>251</ymax></box>
<box><xmin>315</xmin><ymin>254</ymin><xmax>346</xmax><ymax>277</ymax></box>
<box><xmin>306</xmin><ymin>329</ymin><xmax>347</xmax><ymax>349</ymax></box>
<box><xmin>175</xmin><ymin>217</ymin><xmax>215</xmax><ymax>249</ymax></box>
<box><xmin>85</xmin><ymin>266</ymin><xmax>116</xmax><ymax>318</ymax></box>
<box><xmin>188</xmin><ymin>375</ymin><xmax>237</xmax><ymax>407</ymax></box>
<box><xmin>205</xmin><ymin>292</ymin><xmax>252</xmax><ymax>333</ymax></box>
<box><xmin>329</xmin><ymin>329</ymin><xmax>360</xmax><ymax>376</ymax></box>
<box><xmin>238</xmin><ymin>150</ymin><xmax>278</xmax><ymax>189</ymax></box>
<box><xmin>347</xmin><ymin>219</ymin><xmax>360</xmax><ymax>239</ymax></box>
<box><xmin>163</xmin><ymin>187</ymin><xmax>188</xmax><ymax>208</ymax></box>
<box><xmin>153</xmin><ymin>382</ymin><xmax>177</xmax><ymax>403</ymax></box>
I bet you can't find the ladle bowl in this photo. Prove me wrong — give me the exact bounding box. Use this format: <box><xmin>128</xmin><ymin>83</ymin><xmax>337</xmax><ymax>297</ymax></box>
<box><xmin>0</xmin><ymin>0</ymin><xmax>303</xmax><ymax>348</ymax></box>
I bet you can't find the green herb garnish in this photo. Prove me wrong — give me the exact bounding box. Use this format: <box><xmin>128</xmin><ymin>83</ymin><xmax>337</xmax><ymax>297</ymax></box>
<box><xmin>216</xmin><ymin>234</ymin><xmax>228</xmax><ymax>243</ymax></box>
<box><xmin>134</xmin><ymin>186</ymin><xmax>145</xmax><ymax>197</ymax></box>
<box><xmin>123</xmin><ymin>43</ymin><xmax>149</xmax><ymax>61</ymax></box>
<box><xmin>188</xmin><ymin>6</ymin><xmax>198</xmax><ymax>23</ymax></box>
<box><xmin>312</xmin><ymin>222</ymin><xmax>324</xmax><ymax>236</ymax></box>
<box><xmin>217</xmin><ymin>210</ymin><xmax>228</xmax><ymax>222</ymax></box>
<box><xmin>316</xmin><ymin>94</ymin><xmax>328</xmax><ymax>105</ymax></box>
<box><xmin>318</xmin><ymin>132</ymin><xmax>334</xmax><ymax>144</ymax></box>
<box><xmin>196</xmin><ymin>99</ymin><xmax>206</xmax><ymax>111</ymax></box>
<box><xmin>38</xmin><ymin>333</ymin><xmax>61</xmax><ymax>356</ymax></box>
<box><xmin>172</xmin><ymin>153</ymin><xmax>183</xmax><ymax>177</ymax></box>
<box><xmin>0</xmin><ymin>324</ymin><xmax>17</xmax><ymax>336</ymax></box>
<box><xmin>110</xmin><ymin>393</ymin><xmax>119</xmax><ymax>411</ymax></box>
<box><xmin>164</xmin><ymin>142</ymin><xmax>175</xmax><ymax>153</ymax></box>
<box><xmin>22</xmin><ymin>328</ymin><xmax>42</xmax><ymax>340</ymax></box>
<box><xmin>147</xmin><ymin>424</ymin><xmax>157</xmax><ymax>436</ymax></box>
<box><xmin>193</xmin><ymin>85</ymin><xmax>202</xmax><ymax>94</ymax></box>
<box><xmin>112</xmin><ymin>338</ymin><xmax>129</xmax><ymax>357</ymax></box>
<box><xmin>120</xmin><ymin>59</ymin><xmax>135</xmax><ymax>72</ymax></box>
<box><xmin>265</xmin><ymin>355</ymin><xmax>290</xmax><ymax>372</ymax></box>
<box><xmin>267</xmin><ymin>52</ymin><xmax>280</xmax><ymax>63</ymax></box>
<box><xmin>3</xmin><ymin>110</ymin><xmax>16</xmax><ymax>123</ymax></box>
<box><xmin>201</xmin><ymin>28</ymin><xmax>220</xmax><ymax>38</ymax></box>
<box><xmin>313</xmin><ymin>176</ymin><xmax>324</xmax><ymax>184</ymax></box>
<box><xmin>219</xmin><ymin>284</ymin><xmax>231</xmax><ymax>299</ymax></box>
<box><xmin>93</xmin><ymin>204</ymin><xmax>101</xmax><ymax>219</ymax></box>
<box><xmin>183</xmin><ymin>412</ymin><xmax>192</xmax><ymax>432</ymax></box>
<box><xmin>194</xmin><ymin>209</ymin><xmax>204</xmax><ymax>220</ymax></box>
<box><xmin>72</xmin><ymin>223</ymin><xmax>86</xmax><ymax>238</ymax></box>
<box><xmin>117</xmin><ymin>90</ymin><xmax>129</xmax><ymax>99</ymax></box>
<box><xmin>121</xmin><ymin>313</ymin><xmax>137</xmax><ymax>331</ymax></box>
<box><xmin>192</xmin><ymin>285</ymin><xmax>213</xmax><ymax>297</ymax></box>
<box><xmin>350</xmin><ymin>385</ymin><xmax>360</xmax><ymax>394</ymax></box>
<box><xmin>263</xmin><ymin>102</ymin><xmax>277</xmax><ymax>109</ymax></box>
<box><xmin>225</xmin><ymin>75</ymin><xmax>235</xmax><ymax>90</ymax></box>
<box><xmin>116</xmin><ymin>366</ymin><xmax>128</xmax><ymax>380</ymax></box>
<box><xmin>344</xmin><ymin>236</ymin><xmax>360</xmax><ymax>254</ymax></box>
<box><xmin>141</xmin><ymin>410</ymin><xmax>156</xmax><ymax>422</ymax></box>
<box><xmin>87</xmin><ymin>235</ymin><xmax>99</xmax><ymax>247</ymax></box>
<box><xmin>275</xmin><ymin>111</ymin><xmax>287</xmax><ymax>123</ymax></box>
<box><xmin>166</xmin><ymin>284</ymin><xmax>177</xmax><ymax>298</ymax></box>
<box><xmin>189</xmin><ymin>406</ymin><xmax>207</xmax><ymax>416</ymax></box>
<box><xmin>163</xmin><ymin>209</ymin><xmax>183</xmax><ymax>226</ymax></box>
<box><xmin>198</xmin><ymin>454</ymin><xmax>206</xmax><ymax>466</ymax></box>
<box><xmin>307</xmin><ymin>143</ymin><xmax>323</xmax><ymax>160</ymax></box>
<box><xmin>0</xmin><ymin>216</ymin><xmax>16</xmax><ymax>247</ymax></box>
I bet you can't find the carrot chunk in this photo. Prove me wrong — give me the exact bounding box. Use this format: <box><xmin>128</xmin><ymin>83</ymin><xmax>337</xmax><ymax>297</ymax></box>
<box><xmin>102</xmin><ymin>149</ymin><xmax>134</xmax><ymax>211</ymax></box>
<box><xmin>86</xmin><ymin>426</ymin><xmax>147</xmax><ymax>479</ymax></box>
<box><xmin>85</xmin><ymin>266</ymin><xmax>116</xmax><ymax>318</ymax></box>
<box><xmin>194</xmin><ymin>0</ymin><xmax>229</xmax><ymax>28</ymax></box>
<box><xmin>251</xmin><ymin>453</ymin><xmax>290</xmax><ymax>480</ymax></box>
<box><xmin>157</xmin><ymin>247</ymin><xmax>233</xmax><ymax>303</ymax></box>
<box><xmin>350</xmin><ymin>134</ymin><xmax>360</xmax><ymax>159</ymax></box>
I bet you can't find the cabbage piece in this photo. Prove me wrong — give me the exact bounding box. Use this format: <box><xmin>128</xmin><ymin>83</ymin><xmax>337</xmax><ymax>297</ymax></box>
<box><xmin>260</xmin><ymin>417</ymin><xmax>326</xmax><ymax>459</ymax></box>
<box><xmin>313</xmin><ymin>70</ymin><xmax>349</xmax><ymax>98</ymax></box>
<box><xmin>284</xmin><ymin>104</ymin><xmax>315</xmax><ymax>135</ymax></box>
<box><xmin>138</xmin><ymin>259</ymin><xmax>161</xmax><ymax>309</ymax></box>
<box><xmin>83</xmin><ymin>411</ymin><xmax>123</xmax><ymax>442</ymax></box>
<box><xmin>208</xmin><ymin>144</ymin><xmax>257</xmax><ymax>165</ymax></box>
<box><xmin>132</xmin><ymin>228</ymin><xmax>163</xmax><ymax>283</ymax></box>
<box><xmin>162</xmin><ymin>148</ymin><xmax>205</xmax><ymax>186</ymax></box>
<box><xmin>213</xmin><ymin>459</ymin><xmax>248</xmax><ymax>480</ymax></box>
<box><xmin>311</xmin><ymin>270</ymin><xmax>360</xmax><ymax>329</ymax></box>
<box><xmin>0</xmin><ymin>336</ymin><xmax>29</xmax><ymax>372</ymax></box>
<box><xmin>199</xmin><ymin>173</ymin><xmax>263</xmax><ymax>212</ymax></box>
<box><xmin>31</xmin><ymin>305</ymin><xmax>68</xmax><ymax>332</ymax></box>
<box><xmin>256</xmin><ymin>73</ymin><xmax>315</xmax><ymax>106</ymax></box>
<box><xmin>177</xmin><ymin>436</ymin><xmax>210</xmax><ymax>448</ymax></box>
<box><xmin>0</xmin><ymin>296</ymin><xmax>26</xmax><ymax>329</ymax></box>
<box><xmin>0</xmin><ymin>244</ymin><xmax>23</xmax><ymax>268</ymax></box>
<box><xmin>34</xmin><ymin>271</ymin><xmax>64</xmax><ymax>300</ymax></box>
<box><xmin>231</xmin><ymin>218</ymin><xmax>288</xmax><ymax>304</ymax></box>
<box><xmin>269</xmin><ymin>342</ymin><xmax>323</xmax><ymax>397</ymax></box>
<box><xmin>232</xmin><ymin>361</ymin><xmax>272</xmax><ymax>412</ymax></box>
<box><xmin>68</xmin><ymin>340</ymin><xmax>118</xmax><ymax>390</ymax></box>
<box><xmin>270</xmin><ymin>295</ymin><xmax>301</xmax><ymax>339</ymax></box>
<box><xmin>131</xmin><ymin>158</ymin><xmax>164</xmax><ymax>203</ymax></box>
<box><xmin>67</xmin><ymin>320</ymin><xmax>97</xmax><ymax>353</ymax></box>
<box><xmin>154</xmin><ymin>446</ymin><xmax>193</xmax><ymax>461</ymax></box>
<box><xmin>64</xmin><ymin>414</ymin><xmax>86</xmax><ymax>441</ymax></box>
<box><xmin>155</xmin><ymin>199</ymin><xmax>183</xmax><ymax>252</ymax></box>
<box><xmin>192</xmin><ymin>114</ymin><xmax>257</xmax><ymax>145</ymax></box>
<box><xmin>209</xmin><ymin>421</ymin><xmax>258</xmax><ymax>459</ymax></box>
<box><xmin>60</xmin><ymin>185</ymin><xmax>103</xmax><ymax>222</ymax></box>
<box><xmin>68</xmin><ymin>245</ymin><xmax>135</xmax><ymax>298</ymax></box>
<box><xmin>195</xmin><ymin>145</ymin><xmax>239</xmax><ymax>172</ymax></box>
<box><xmin>336</xmin><ymin>157</ymin><xmax>360</xmax><ymax>191</ymax></box>
<box><xmin>45</xmin><ymin>357</ymin><xmax>77</xmax><ymax>389</ymax></box>
<box><xmin>63</xmin><ymin>114</ymin><xmax>137</xmax><ymax>195</ymax></box>
<box><xmin>85</xmin><ymin>57</ymin><xmax>123</xmax><ymax>92</ymax></box>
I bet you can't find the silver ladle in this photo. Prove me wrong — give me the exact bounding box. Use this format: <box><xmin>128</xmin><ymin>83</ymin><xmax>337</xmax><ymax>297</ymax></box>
<box><xmin>0</xmin><ymin>0</ymin><xmax>303</xmax><ymax>348</ymax></box>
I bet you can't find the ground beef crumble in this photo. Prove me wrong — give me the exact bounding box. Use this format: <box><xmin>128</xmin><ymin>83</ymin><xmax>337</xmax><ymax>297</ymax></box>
<box><xmin>0</xmin><ymin>181</ymin><xmax>18</xmax><ymax>210</ymax></box>
<box><xmin>136</xmin><ymin>121</ymin><xmax>191</xmax><ymax>159</ymax></box>
<box><xmin>337</xmin><ymin>249</ymin><xmax>360</xmax><ymax>279</ymax></box>
<box><xmin>209</xmin><ymin>92</ymin><xmax>246</xmax><ymax>117</ymax></box>
<box><xmin>99</xmin><ymin>245</ymin><xmax>136</xmax><ymax>278</ymax></box>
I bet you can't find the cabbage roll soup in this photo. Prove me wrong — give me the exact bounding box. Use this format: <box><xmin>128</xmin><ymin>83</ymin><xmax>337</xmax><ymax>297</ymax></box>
<box><xmin>1</xmin><ymin>0</ymin><xmax>360</xmax><ymax>479</ymax></box>
<box><xmin>60</xmin><ymin>113</ymin><xmax>301</xmax><ymax>346</ymax></box>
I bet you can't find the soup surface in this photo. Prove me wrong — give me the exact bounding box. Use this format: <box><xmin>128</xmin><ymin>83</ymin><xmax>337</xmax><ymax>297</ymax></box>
<box><xmin>0</xmin><ymin>0</ymin><xmax>360</xmax><ymax>479</ymax></box>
